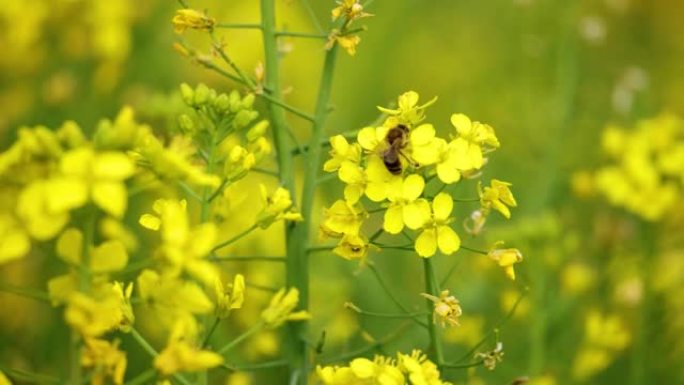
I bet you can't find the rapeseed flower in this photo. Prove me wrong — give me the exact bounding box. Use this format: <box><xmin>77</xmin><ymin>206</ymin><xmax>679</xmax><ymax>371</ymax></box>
<box><xmin>449</xmin><ymin>113</ymin><xmax>499</xmax><ymax>170</ymax></box>
<box><xmin>479</xmin><ymin>179</ymin><xmax>517</xmax><ymax>219</ymax></box>
<box><xmin>172</xmin><ymin>9</ymin><xmax>215</xmax><ymax>34</ymax></box>
<box><xmin>487</xmin><ymin>244</ymin><xmax>523</xmax><ymax>280</ymax></box>
<box><xmin>155</xmin><ymin>318</ymin><xmax>223</xmax><ymax>375</ymax></box>
<box><xmin>378</xmin><ymin>91</ymin><xmax>437</xmax><ymax>127</ymax></box>
<box><xmin>214</xmin><ymin>274</ymin><xmax>245</xmax><ymax>318</ymax></box>
<box><xmin>261</xmin><ymin>288</ymin><xmax>311</xmax><ymax>329</ymax></box>
<box><xmin>421</xmin><ymin>290</ymin><xmax>462</xmax><ymax>327</ymax></box>
<box><xmin>81</xmin><ymin>338</ymin><xmax>127</xmax><ymax>385</ymax></box>
<box><xmin>383</xmin><ymin>175</ymin><xmax>430</xmax><ymax>234</ymax></box>
<box><xmin>414</xmin><ymin>193</ymin><xmax>460</xmax><ymax>257</ymax></box>
<box><xmin>256</xmin><ymin>185</ymin><xmax>303</xmax><ymax>228</ymax></box>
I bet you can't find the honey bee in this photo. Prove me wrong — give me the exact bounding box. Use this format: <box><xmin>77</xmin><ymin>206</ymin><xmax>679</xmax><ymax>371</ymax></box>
<box><xmin>382</xmin><ymin>124</ymin><xmax>410</xmax><ymax>175</ymax></box>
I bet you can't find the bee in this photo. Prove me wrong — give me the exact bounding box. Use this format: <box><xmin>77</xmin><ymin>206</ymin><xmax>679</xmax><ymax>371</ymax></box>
<box><xmin>382</xmin><ymin>124</ymin><xmax>410</xmax><ymax>175</ymax></box>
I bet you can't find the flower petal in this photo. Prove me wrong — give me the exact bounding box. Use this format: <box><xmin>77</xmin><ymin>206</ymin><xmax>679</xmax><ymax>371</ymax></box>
<box><xmin>437</xmin><ymin>225</ymin><xmax>461</xmax><ymax>255</ymax></box>
<box><xmin>415</xmin><ymin>229</ymin><xmax>437</xmax><ymax>257</ymax></box>
<box><xmin>383</xmin><ymin>204</ymin><xmax>404</xmax><ymax>234</ymax></box>
<box><xmin>433</xmin><ymin>192</ymin><xmax>453</xmax><ymax>221</ymax></box>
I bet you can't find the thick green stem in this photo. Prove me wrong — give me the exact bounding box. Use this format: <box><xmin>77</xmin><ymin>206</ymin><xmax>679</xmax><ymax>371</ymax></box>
<box><xmin>260</xmin><ymin>1</ymin><xmax>339</xmax><ymax>382</ymax></box>
<box><xmin>423</xmin><ymin>258</ymin><xmax>445</xmax><ymax>366</ymax></box>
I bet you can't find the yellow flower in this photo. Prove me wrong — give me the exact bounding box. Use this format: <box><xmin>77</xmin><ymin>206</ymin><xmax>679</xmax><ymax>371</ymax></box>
<box><xmin>56</xmin><ymin>228</ymin><xmax>129</xmax><ymax>273</ymax></box>
<box><xmin>364</xmin><ymin>155</ymin><xmax>399</xmax><ymax>202</ymax></box>
<box><xmin>408</xmin><ymin>124</ymin><xmax>441</xmax><ymax>166</ymax></box>
<box><xmin>172</xmin><ymin>9</ymin><xmax>215</xmax><ymax>34</ymax></box>
<box><xmin>48</xmin><ymin>147</ymin><xmax>135</xmax><ymax>218</ymax></box>
<box><xmin>479</xmin><ymin>179</ymin><xmax>517</xmax><ymax>219</ymax></box>
<box><xmin>333</xmin><ymin>234</ymin><xmax>373</xmax><ymax>262</ymax></box>
<box><xmin>155</xmin><ymin>319</ymin><xmax>223</xmax><ymax>376</ymax></box>
<box><xmin>383</xmin><ymin>174</ymin><xmax>430</xmax><ymax>234</ymax></box>
<box><xmin>214</xmin><ymin>274</ymin><xmax>245</xmax><ymax>318</ymax></box>
<box><xmin>398</xmin><ymin>350</ymin><xmax>449</xmax><ymax>385</ymax></box>
<box><xmin>449</xmin><ymin>113</ymin><xmax>499</xmax><ymax>170</ymax></box>
<box><xmin>137</xmin><ymin>269</ymin><xmax>214</xmax><ymax>321</ymax></box>
<box><xmin>140</xmin><ymin>199</ymin><xmax>219</xmax><ymax>285</ymax></box>
<box><xmin>16</xmin><ymin>181</ymin><xmax>70</xmax><ymax>240</ymax></box>
<box><xmin>257</xmin><ymin>185</ymin><xmax>303</xmax><ymax>228</ymax></box>
<box><xmin>0</xmin><ymin>370</ymin><xmax>11</xmax><ymax>385</ymax></box>
<box><xmin>324</xmin><ymin>135</ymin><xmax>361</xmax><ymax>172</ymax></box>
<box><xmin>64</xmin><ymin>284</ymin><xmax>132</xmax><ymax>337</ymax></box>
<box><xmin>321</xmin><ymin>200</ymin><xmax>368</xmax><ymax>237</ymax></box>
<box><xmin>378</xmin><ymin>91</ymin><xmax>437</xmax><ymax>127</ymax></box>
<box><xmin>336</xmin><ymin>34</ymin><xmax>362</xmax><ymax>56</ymax></box>
<box><xmin>421</xmin><ymin>290</ymin><xmax>462</xmax><ymax>327</ymax></box>
<box><xmin>81</xmin><ymin>338</ymin><xmax>127</xmax><ymax>385</ymax></box>
<box><xmin>261</xmin><ymin>288</ymin><xmax>311</xmax><ymax>329</ymax></box>
<box><xmin>0</xmin><ymin>213</ymin><xmax>30</xmax><ymax>264</ymax></box>
<box><xmin>487</xmin><ymin>244</ymin><xmax>523</xmax><ymax>280</ymax></box>
<box><xmin>414</xmin><ymin>193</ymin><xmax>461</xmax><ymax>257</ymax></box>
<box><xmin>331</xmin><ymin>0</ymin><xmax>371</xmax><ymax>22</ymax></box>
<box><xmin>224</xmin><ymin>145</ymin><xmax>256</xmax><ymax>182</ymax></box>
<box><xmin>338</xmin><ymin>161</ymin><xmax>367</xmax><ymax>204</ymax></box>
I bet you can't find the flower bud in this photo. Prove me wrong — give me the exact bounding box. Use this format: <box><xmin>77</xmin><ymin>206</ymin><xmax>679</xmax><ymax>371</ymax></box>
<box><xmin>180</xmin><ymin>83</ymin><xmax>194</xmax><ymax>105</ymax></box>
<box><xmin>194</xmin><ymin>83</ymin><xmax>210</xmax><ymax>106</ymax></box>
<box><xmin>246</xmin><ymin>120</ymin><xmax>269</xmax><ymax>142</ymax></box>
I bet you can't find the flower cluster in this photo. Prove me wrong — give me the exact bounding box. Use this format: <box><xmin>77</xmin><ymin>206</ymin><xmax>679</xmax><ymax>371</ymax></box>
<box><xmin>0</xmin><ymin>82</ymin><xmax>307</xmax><ymax>382</ymax></box>
<box><xmin>321</xmin><ymin>91</ymin><xmax>517</xmax><ymax>263</ymax></box>
<box><xmin>328</xmin><ymin>0</ymin><xmax>372</xmax><ymax>56</ymax></box>
<box><xmin>316</xmin><ymin>350</ymin><xmax>451</xmax><ymax>385</ymax></box>
<box><xmin>581</xmin><ymin>114</ymin><xmax>684</xmax><ymax>221</ymax></box>
<box><xmin>572</xmin><ymin>310</ymin><xmax>631</xmax><ymax>380</ymax></box>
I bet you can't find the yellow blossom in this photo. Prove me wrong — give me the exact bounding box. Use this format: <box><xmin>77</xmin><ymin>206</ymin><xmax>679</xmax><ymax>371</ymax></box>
<box><xmin>137</xmin><ymin>269</ymin><xmax>213</xmax><ymax>330</ymax></box>
<box><xmin>331</xmin><ymin>0</ymin><xmax>372</xmax><ymax>22</ymax></box>
<box><xmin>421</xmin><ymin>290</ymin><xmax>462</xmax><ymax>327</ymax></box>
<box><xmin>64</xmin><ymin>284</ymin><xmax>132</xmax><ymax>337</ymax></box>
<box><xmin>140</xmin><ymin>199</ymin><xmax>219</xmax><ymax>285</ymax></box>
<box><xmin>377</xmin><ymin>91</ymin><xmax>437</xmax><ymax>127</ymax></box>
<box><xmin>408</xmin><ymin>124</ymin><xmax>441</xmax><ymax>166</ymax></box>
<box><xmin>155</xmin><ymin>319</ymin><xmax>223</xmax><ymax>375</ymax></box>
<box><xmin>333</xmin><ymin>234</ymin><xmax>373</xmax><ymax>262</ymax></box>
<box><xmin>0</xmin><ymin>213</ymin><xmax>30</xmax><ymax>264</ymax></box>
<box><xmin>16</xmin><ymin>181</ymin><xmax>70</xmax><ymax>240</ymax></box>
<box><xmin>383</xmin><ymin>174</ymin><xmax>430</xmax><ymax>234</ymax></box>
<box><xmin>398</xmin><ymin>350</ymin><xmax>450</xmax><ymax>385</ymax></box>
<box><xmin>333</xmin><ymin>33</ymin><xmax>362</xmax><ymax>56</ymax></box>
<box><xmin>324</xmin><ymin>135</ymin><xmax>361</xmax><ymax>172</ymax></box>
<box><xmin>81</xmin><ymin>338</ymin><xmax>127</xmax><ymax>385</ymax></box>
<box><xmin>261</xmin><ymin>288</ymin><xmax>311</xmax><ymax>329</ymax></box>
<box><xmin>172</xmin><ymin>9</ymin><xmax>215</xmax><ymax>34</ymax></box>
<box><xmin>479</xmin><ymin>179</ymin><xmax>517</xmax><ymax>219</ymax></box>
<box><xmin>414</xmin><ymin>193</ymin><xmax>461</xmax><ymax>257</ymax></box>
<box><xmin>322</xmin><ymin>200</ymin><xmax>368</xmax><ymax>237</ymax></box>
<box><xmin>0</xmin><ymin>370</ymin><xmax>10</xmax><ymax>385</ymax></box>
<box><xmin>56</xmin><ymin>228</ymin><xmax>129</xmax><ymax>273</ymax></box>
<box><xmin>449</xmin><ymin>113</ymin><xmax>499</xmax><ymax>170</ymax></box>
<box><xmin>257</xmin><ymin>185</ymin><xmax>303</xmax><ymax>228</ymax></box>
<box><xmin>214</xmin><ymin>274</ymin><xmax>245</xmax><ymax>318</ymax></box>
<box><xmin>487</xmin><ymin>244</ymin><xmax>523</xmax><ymax>280</ymax></box>
<box><xmin>47</xmin><ymin>147</ymin><xmax>135</xmax><ymax>218</ymax></box>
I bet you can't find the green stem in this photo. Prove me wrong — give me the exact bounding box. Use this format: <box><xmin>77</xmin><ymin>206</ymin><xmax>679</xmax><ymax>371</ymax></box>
<box><xmin>275</xmin><ymin>31</ymin><xmax>328</xmax><ymax>39</ymax></box>
<box><xmin>217</xmin><ymin>322</ymin><xmax>263</xmax><ymax>355</ymax></box>
<box><xmin>0</xmin><ymin>364</ymin><xmax>61</xmax><ymax>384</ymax></box>
<box><xmin>367</xmin><ymin>264</ymin><xmax>428</xmax><ymax>329</ymax></box>
<box><xmin>124</xmin><ymin>368</ymin><xmax>156</xmax><ymax>385</ymax></box>
<box><xmin>0</xmin><ymin>283</ymin><xmax>51</xmax><ymax>303</ymax></box>
<box><xmin>210</xmin><ymin>255</ymin><xmax>285</xmax><ymax>263</ymax></box>
<box><xmin>221</xmin><ymin>359</ymin><xmax>289</xmax><ymax>371</ymax></box>
<box><xmin>262</xmin><ymin>0</ymin><xmax>340</xmax><ymax>381</ymax></box>
<box><xmin>202</xmin><ymin>317</ymin><xmax>221</xmax><ymax>348</ymax></box>
<box><xmin>212</xmin><ymin>224</ymin><xmax>259</xmax><ymax>253</ymax></box>
<box><xmin>423</xmin><ymin>258</ymin><xmax>445</xmax><ymax>366</ymax></box>
<box><xmin>215</xmin><ymin>23</ymin><xmax>262</xmax><ymax>30</ymax></box>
